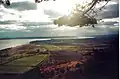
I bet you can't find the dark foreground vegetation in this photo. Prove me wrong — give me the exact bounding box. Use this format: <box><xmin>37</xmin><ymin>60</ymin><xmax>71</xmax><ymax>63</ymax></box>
<box><xmin>0</xmin><ymin>34</ymin><xmax>119</xmax><ymax>79</ymax></box>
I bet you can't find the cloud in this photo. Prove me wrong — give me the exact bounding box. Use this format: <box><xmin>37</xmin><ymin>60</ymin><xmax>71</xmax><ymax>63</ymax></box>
<box><xmin>101</xmin><ymin>21</ymin><xmax>118</xmax><ymax>25</ymax></box>
<box><xmin>7</xmin><ymin>1</ymin><xmax>37</xmax><ymax>11</ymax></box>
<box><xmin>98</xmin><ymin>18</ymin><xmax>119</xmax><ymax>27</ymax></box>
<box><xmin>20</xmin><ymin>22</ymin><xmax>52</xmax><ymax>26</ymax></box>
<box><xmin>0</xmin><ymin>5</ymin><xmax>21</xmax><ymax>22</ymax></box>
<box><xmin>0</xmin><ymin>20</ymin><xmax>17</xmax><ymax>25</ymax></box>
<box><xmin>19</xmin><ymin>10</ymin><xmax>51</xmax><ymax>22</ymax></box>
<box><xmin>74</xmin><ymin>25</ymin><xmax>119</xmax><ymax>36</ymax></box>
<box><xmin>0</xmin><ymin>24</ymin><xmax>27</xmax><ymax>31</ymax></box>
<box><xmin>0</xmin><ymin>24</ymin><xmax>118</xmax><ymax>38</ymax></box>
<box><xmin>97</xmin><ymin>1</ymin><xmax>119</xmax><ymax>19</ymax></box>
<box><xmin>44</xmin><ymin>10</ymin><xmax>61</xmax><ymax>18</ymax></box>
<box><xmin>0</xmin><ymin>0</ymin><xmax>119</xmax><ymax>38</ymax></box>
<box><xmin>98</xmin><ymin>17</ymin><xmax>119</xmax><ymax>26</ymax></box>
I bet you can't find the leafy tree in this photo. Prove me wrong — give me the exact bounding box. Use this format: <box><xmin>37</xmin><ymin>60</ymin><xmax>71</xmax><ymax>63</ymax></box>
<box><xmin>53</xmin><ymin>0</ymin><xmax>110</xmax><ymax>27</ymax></box>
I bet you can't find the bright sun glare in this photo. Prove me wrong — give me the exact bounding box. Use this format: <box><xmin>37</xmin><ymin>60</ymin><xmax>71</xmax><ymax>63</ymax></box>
<box><xmin>37</xmin><ymin>0</ymin><xmax>92</xmax><ymax>16</ymax></box>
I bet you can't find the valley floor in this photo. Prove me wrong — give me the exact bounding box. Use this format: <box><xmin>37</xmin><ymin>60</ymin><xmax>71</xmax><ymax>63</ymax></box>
<box><xmin>0</xmin><ymin>35</ymin><xmax>119</xmax><ymax>79</ymax></box>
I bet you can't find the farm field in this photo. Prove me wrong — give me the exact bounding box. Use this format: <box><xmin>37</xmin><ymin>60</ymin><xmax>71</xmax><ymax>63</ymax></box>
<box><xmin>0</xmin><ymin>55</ymin><xmax>48</xmax><ymax>73</ymax></box>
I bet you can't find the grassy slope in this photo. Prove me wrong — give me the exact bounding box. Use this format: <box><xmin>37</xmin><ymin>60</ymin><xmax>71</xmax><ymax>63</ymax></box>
<box><xmin>0</xmin><ymin>55</ymin><xmax>48</xmax><ymax>73</ymax></box>
<box><xmin>0</xmin><ymin>44</ymin><xmax>80</xmax><ymax>73</ymax></box>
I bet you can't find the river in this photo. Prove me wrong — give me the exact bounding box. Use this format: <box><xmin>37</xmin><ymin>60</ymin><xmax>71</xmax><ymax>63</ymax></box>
<box><xmin>0</xmin><ymin>38</ymin><xmax>51</xmax><ymax>50</ymax></box>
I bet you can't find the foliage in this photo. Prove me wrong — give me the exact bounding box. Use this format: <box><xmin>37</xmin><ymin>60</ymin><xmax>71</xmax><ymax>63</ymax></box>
<box><xmin>54</xmin><ymin>15</ymin><xmax>97</xmax><ymax>27</ymax></box>
<box><xmin>53</xmin><ymin>0</ymin><xmax>110</xmax><ymax>27</ymax></box>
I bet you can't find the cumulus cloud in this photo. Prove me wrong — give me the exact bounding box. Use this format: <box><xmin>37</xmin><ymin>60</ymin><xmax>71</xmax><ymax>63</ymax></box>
<box><xmin>44</xmin><ymin>10</ymin><xmax>61</xmax><ymax>18</ymax></box>
<box><xmin>7</xmin><ymin>1</ymin><xmax>37</xmax><ymax>11</ymax></box>
<box><xmin>20</xmin><ymin>22</ymin><xmax>52</xmax><ymax>26</ymax></box>
<box><xmin>0</xmin><ymin>0</ymin><xmax>52</xmax><ymax>30</ymax></box>
<box><xmin>0</xmin><ymin>24</ymin><xmax>118</xmax><ymax>38</ymax></box>
<box><xmin>98</xmin><ymin>17</ymin><xmax>119</xmax><ymax>26</ymax></box>
<box><xmin>97</xmin><ymin>1</ymin><xmax>119</xmax><ymax>19</ymax></box>
<box><xmin>0</xmin><ymin>0</ymin><xmax>119</xmax><ymax>38</ymax></box>
<box><xmin>0</xmin><ymin>24</ymin><xmax>27</xmax><ymax>31</ymax></box>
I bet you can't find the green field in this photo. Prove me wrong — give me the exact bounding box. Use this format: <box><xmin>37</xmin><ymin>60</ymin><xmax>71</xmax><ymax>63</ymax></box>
<box><xmin>0</xmin><ymin>55</ymin><xmax>48</xmax><ymax>73</ymax></box>
<box><xmin>40</xmin><ymin>45</ymin><xmax>79</xmax><ymax>51</ymax></box>
<box><xmin>0</xmin><ymin>44</ymin><xmax>80</xmax><ymax>73</ymax></box>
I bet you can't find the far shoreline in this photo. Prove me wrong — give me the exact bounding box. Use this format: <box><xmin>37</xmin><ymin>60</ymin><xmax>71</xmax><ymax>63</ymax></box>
<box><xmin>0</xmin><ymin>34</ymin><xmax>118</xmax><ymax>51</ymax></box>
<box><xmin>0</xmin><ymin>36</ymin><xmax>95</xmax><ymax>51</ymax></box>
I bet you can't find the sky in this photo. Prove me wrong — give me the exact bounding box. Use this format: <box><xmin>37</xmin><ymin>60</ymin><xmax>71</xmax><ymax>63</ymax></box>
<box><xmin>0</xmin><ymin>0</ymin><xmax>119</xmax><ymax>38</ymax></box>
